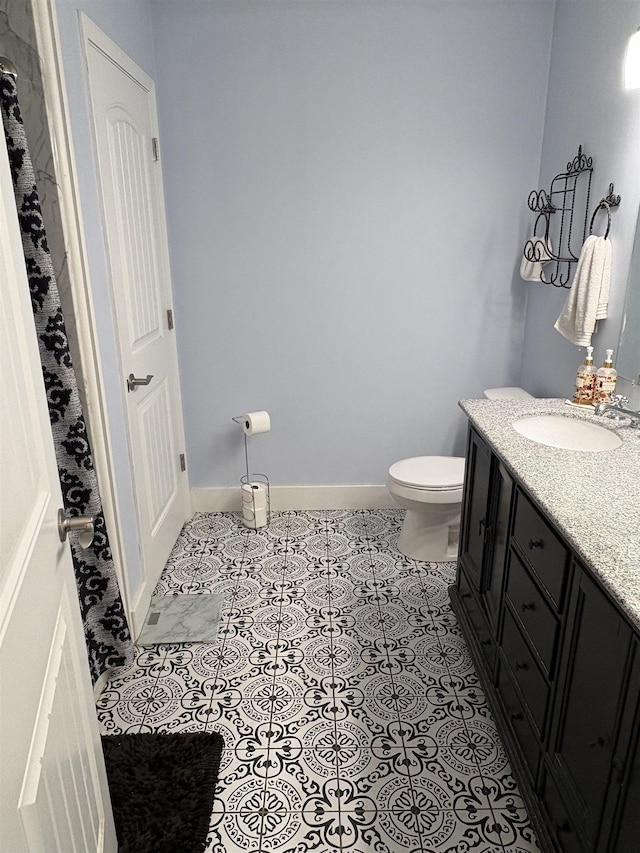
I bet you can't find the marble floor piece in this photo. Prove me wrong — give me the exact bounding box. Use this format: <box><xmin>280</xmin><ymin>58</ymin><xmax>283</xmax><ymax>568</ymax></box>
<box><xmin>138</xmin><ymin>593</ymin><xmax>225</xmax><ymax>644</ymax></box>
<box><xmin>97</xmin><ymin>509</ymin><xmax>541</xmax><ymax>853</ymax></box>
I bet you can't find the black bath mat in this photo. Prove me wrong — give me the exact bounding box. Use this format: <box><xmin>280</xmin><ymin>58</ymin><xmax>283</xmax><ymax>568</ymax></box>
<box><xmin>101</xmin><ymin>731</ymin><xmax>223</xmax><ymax>853</ymax></box>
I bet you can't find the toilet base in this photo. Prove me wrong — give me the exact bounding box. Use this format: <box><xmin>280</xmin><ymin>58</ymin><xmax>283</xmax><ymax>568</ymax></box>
<box><xmin>398</xmin><ymin>509</ymin><xmax>460</xmax><ymax>562</ymax></box>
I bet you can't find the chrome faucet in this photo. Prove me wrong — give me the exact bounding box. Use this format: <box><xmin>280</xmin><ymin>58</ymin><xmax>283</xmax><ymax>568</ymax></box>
<box><xmin>593</xmin><ymin>395</ymin><xmax>640</xmax><ymax>427</ymax></box>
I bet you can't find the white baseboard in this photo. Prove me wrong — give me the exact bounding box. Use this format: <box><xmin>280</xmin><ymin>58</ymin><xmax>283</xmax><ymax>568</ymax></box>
<box><xmin>192</xmin><ymin>485</ymin><xmax>395</xmax><ymax>512</ymax></box>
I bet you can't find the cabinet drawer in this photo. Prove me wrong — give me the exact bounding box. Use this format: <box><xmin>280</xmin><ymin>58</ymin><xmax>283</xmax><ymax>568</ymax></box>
<box><xmin>458</xmin><ymin>568</ymin><xmax>495</xmax><ymax>670</ymax></box>
<box><xmin>505</xmin><ymin>550</ymin><xmax>559</xmax><ymax>676</ymax></box>
<box><xmin>501</xmin><ymin>609</ymin><xmax>549</xmax><ymax>734</ymax></box>
<box><xmin>496</xmin><ymin>658</ymin><xmax>540</xmax><ymax>781</ymax></box>
<box><xmin>512</xmin><ymin>490</ymin><xmax>568</xmax><ymax>608</ymax></box>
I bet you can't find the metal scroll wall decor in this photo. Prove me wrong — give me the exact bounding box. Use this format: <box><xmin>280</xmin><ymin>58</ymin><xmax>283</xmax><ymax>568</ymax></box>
<box><xmin>524</xmin><ymin>145</ymin><xmax>621</xmax><ymax>288</ymax></box>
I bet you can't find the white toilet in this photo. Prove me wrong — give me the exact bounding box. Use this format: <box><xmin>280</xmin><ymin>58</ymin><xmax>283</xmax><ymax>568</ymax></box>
<box><xmin>387</xmin><ymin>386</ymin><xmax>533</xmax><ymax>561</ymax></box>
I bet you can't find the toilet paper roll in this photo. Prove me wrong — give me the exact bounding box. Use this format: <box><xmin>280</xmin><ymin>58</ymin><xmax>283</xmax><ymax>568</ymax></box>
<box><xmin>242</xmin><ymin>411</ymin><xmax>271</xmax><ymax>436</ymax></box>
<box><xmin>241</xmin><ymin>482</ymin><xmax>267</xmax><ymax>511</ymax></box>
<box><xmin>243</xmin><ymin>503</ymin><xmax>268</xmax><ymax>529</ymax></box>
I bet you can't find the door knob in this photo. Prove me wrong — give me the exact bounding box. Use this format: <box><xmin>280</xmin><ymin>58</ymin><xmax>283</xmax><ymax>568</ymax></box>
<box><xmin>58</xmin><ymin>508</ymin><xmax>95</xmax><ymax>548</ymax></box>
<box><xmin>127</xmin><ymin>373</ymin><xmax>154</xmax><ymax>392</ymax></box>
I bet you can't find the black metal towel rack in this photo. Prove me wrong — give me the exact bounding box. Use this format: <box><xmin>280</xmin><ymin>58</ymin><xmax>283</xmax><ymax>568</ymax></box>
<box><xmin>589</xmin><ymin>183</ymin><xmax>622</xmax><ymax>239</ymax></box>
<box><xmin>523</xmin><ymin>146</ymin><xmax>621</xmax><ymax>288</ymax></box>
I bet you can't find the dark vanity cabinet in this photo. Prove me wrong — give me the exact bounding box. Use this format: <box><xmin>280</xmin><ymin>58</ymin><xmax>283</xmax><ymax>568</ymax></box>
<box><xmin>451</xmin><ymin>426</ymin><xmax>640</xmax><ymax>853</ymax></box>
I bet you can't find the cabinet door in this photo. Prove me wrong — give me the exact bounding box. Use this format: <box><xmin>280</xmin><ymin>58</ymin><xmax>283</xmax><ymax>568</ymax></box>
<box><xmin>539</xmin><ymin>763</ymin><xmax>585</xmax><ymax>853</ymax></box>
<box><xmin>482</xmin><ymin>461</ymin><xmax>513</xmax><ymax>629</ymax></box>
<box><xmin>549</xmin><ymin>570</ymin><xmax>633</xmax><ymax>848</ymax></box>
<box><xmin>604</xmin><ymin>645</ymin><xmax>640</xmax><ymax>852</ymax></box>
<box><xmin>611</xmin><ymin>729</ymin><xmax>640</xmax><ymax>851</ymax></box>
<box><xmin>458</xmin><ymin>566</ymin><xmax>496</xmax><ymax>670</ymax></box>
<box><xmin>459</xmin><ymin>429</ymin><xmax>492</xmax><ymax>590</ymax></box>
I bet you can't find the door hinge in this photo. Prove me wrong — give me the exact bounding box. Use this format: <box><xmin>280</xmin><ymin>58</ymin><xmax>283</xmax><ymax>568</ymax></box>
<box><xmin>167</xmin><ymin>308</ymin><xmax>174</xmax><ymax>330</ymax></box>
<box><xmin>179</xmin><ymin>453</ymin><xmax>186</xmax><ymax>472</ymax></box>
<box><xmin>152</xmin><ymin>137</ymin><xmax>160</xmax><ymax>161</ymax></box>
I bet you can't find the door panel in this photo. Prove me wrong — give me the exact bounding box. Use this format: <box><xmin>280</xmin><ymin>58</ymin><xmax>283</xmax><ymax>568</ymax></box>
<box><xmin>140</xmin><ymin>380</ymin><xmax>179</xmax><ymax>533</ymax></box>
<box><xmin>19</xmin><ymin>600</ymin><xmax>106</xmax><ymax>853</ymax></box>
<box><xmin>81</xmin><ymin>16</ymin><xmax>190</xmax><ymax>635</ymax></box>
<box><xmin>0</xmin><ymin>130</ymin><xmax>115</xmax><ymax>853</ymax></box>
<box><xmin>110</xmin><ymin>109</ymin><xmax>163</xmax><ymax>351</ymax></box>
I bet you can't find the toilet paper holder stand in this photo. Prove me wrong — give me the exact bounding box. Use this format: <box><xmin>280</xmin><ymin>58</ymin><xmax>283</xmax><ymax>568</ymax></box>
<box><xmin>232</xmin><ymin>415</ymin><xmax>271</xmax><ymax>529</ymax></box>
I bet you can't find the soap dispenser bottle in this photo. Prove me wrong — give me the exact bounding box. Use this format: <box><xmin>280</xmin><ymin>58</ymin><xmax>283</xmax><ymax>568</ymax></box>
<box><xmin>594</xmin><ymin>349</ymin><xmax>617</xmax><ymax>404</ymax></box>
<box><xmin>573</xmin><ymin>346</ymin><xmax>597</xmax><ymax>405</ymax></box>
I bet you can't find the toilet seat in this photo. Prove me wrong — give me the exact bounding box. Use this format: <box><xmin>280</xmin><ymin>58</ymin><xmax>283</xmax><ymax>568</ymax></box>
<box><xmin>388</xmin><ymin>456</ymin><xmax>465</xmax><ymax>491</ymax></box>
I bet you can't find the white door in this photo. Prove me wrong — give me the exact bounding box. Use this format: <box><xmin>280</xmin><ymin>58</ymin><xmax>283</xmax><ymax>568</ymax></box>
<box><xmin>0</xmin><ymin>131</ymin><xmax>116</xmax><ymax>853</ymax></box>
<box><xmin>81</xmin><ymin>16</ymin><xmax>190</xmax><ymax>634</ymax></box>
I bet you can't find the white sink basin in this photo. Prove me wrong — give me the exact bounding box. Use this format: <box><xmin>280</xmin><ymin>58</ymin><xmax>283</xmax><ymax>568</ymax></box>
<box><xmin>512</xmin><ymin>414</ymin><xmax>622</xmax><ymax>452</ymax></box>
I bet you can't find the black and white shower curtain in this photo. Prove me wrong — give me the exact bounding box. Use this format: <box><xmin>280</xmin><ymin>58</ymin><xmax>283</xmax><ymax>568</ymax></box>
<box><xmin>1</xmin><ymin>70</ymin><xmax>133</xmax><ymax>683</ymax></box>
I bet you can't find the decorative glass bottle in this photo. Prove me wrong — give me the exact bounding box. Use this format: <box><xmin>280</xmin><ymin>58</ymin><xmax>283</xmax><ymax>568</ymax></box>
<box><xmin>594</xmin><ymin>349</ymin><xmax>617</xmax><ymax>404</ymax></box>
<box><xmin>573</xmin><ymin>346</ymin><xmax>597</xmax><ymax>405</ymax></box>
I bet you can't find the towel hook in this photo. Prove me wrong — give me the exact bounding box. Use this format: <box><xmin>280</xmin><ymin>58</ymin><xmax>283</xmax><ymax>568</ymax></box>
<box><xmin>589</xmin><ymin>183</ymin><xmax>621</xmax><ymax>239</ymax></box>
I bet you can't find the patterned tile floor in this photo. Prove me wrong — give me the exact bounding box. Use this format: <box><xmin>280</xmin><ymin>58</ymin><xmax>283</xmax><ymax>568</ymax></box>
<box><xmin>97</xmin><ymin>510</ymin><xmax>541</xmax><ymax>853</ymax></box>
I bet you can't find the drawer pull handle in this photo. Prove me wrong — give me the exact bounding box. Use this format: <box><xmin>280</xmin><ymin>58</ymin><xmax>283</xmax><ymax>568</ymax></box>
<box><xmin>589</xmin><ymin>735</ymin><xmax>607</xmax><ymax>748</ymax></box>
<box><xmin>555</xmin><ymin>820</ymin><xmax>572</xmax><ymax>834</ymax></box>
<box><xmin>521</xmin><ymin>602</ymin><xmax>536</xmax><ymax>613</ymax></box>
<box><xmin>481</xmin><ymin>638</ymin><xmax>492</xmax><ymax>646</ymax></box>
<box><xmin>510</xmin><ymin>711</ymin><xmax>523</xmax><ymax>722</ymax></box>
<box><xmin>478</xmin><ymin>519</ymin><xmax>485</xmax><ymax>536</ymax></box>
<box><xmin>515</xmin><ymin>661</ymin><xmax>528</xmax><ymax>671</ymax></box>
<box><xmin>528</xmin><ymin>538</ymin><xmax>544</xmax><ymax>550</ymax></box>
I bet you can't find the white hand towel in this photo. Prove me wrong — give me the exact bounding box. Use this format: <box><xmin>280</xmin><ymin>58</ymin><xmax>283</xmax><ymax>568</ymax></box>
<box><xmin>520</xmin><ymin>236</ymin><xmax>553</xmax><ymax>281</ymax></box>
<box><xmin>554</xmin><ymin>235</ymin><xmax>612</xmax><ymax>346</ymax></box>
<box><xmin>595</xmin><ymin>236</ymin><xmax>611</xmax><ymax>320</ymax></box>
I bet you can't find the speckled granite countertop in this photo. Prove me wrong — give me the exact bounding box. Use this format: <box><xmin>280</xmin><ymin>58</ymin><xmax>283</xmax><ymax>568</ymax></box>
<box><xmin>459</xmin><ymin>398</ymin><xmax>640</xmax><ymax>629</ymax></box>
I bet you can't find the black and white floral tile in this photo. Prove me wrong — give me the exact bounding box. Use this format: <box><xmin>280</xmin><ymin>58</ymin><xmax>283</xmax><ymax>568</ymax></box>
<box><xmin>97</xmin><ymin>510</ymin><xmax>541</xmax><ymax>853</ymax></box>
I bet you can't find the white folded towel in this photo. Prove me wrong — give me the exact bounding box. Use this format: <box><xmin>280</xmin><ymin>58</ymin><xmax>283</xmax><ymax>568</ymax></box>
<box><xmin>554</xmin><ymin>235</ymin><xmax>611</xmax><ymax>346</ymax></box>
<box><xmin>520</xmin><ymin>236</ymin><xmax>553</xmax><ymax>281</ymax></box>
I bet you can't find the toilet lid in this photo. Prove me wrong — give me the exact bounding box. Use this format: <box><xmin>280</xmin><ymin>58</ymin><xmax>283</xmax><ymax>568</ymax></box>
<box><xmin>389</xmin><ymin>456</ymin><xmax>465</xmax><ymax>490</ymax></box>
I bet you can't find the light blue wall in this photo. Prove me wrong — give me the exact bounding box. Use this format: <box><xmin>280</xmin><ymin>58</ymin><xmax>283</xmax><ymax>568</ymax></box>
<box><xmin>55</xmin><ymin>0</ymin><xmax>158</xmax><ymax>592</ymax></box>
<box><xmin>63</xmin><ymin>1</ymin><xmax>638</xmax><ymax>495</ymax></box>
<box><xmin>151</xmin><ymin>0</ymin><xmax>555</xmax><ymax>487</ymax></box>
<box><xmin>520</xmin><ymin>1</ymin><xmax>640</xmax><ymax>400</ymax></box>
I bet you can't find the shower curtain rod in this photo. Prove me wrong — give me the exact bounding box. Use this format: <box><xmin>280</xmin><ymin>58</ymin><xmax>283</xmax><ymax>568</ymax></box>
<box><xmin>0</xmin><ymin>57</ymin><xmax>18</xmax><ymax>77</ymax></box>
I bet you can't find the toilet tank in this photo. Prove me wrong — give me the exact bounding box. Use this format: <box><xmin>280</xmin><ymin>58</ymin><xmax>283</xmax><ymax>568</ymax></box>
<box><xmin>484</xmin><ymin>387</ymin><xmax>533</xmax><ymax>400</ymax></box>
